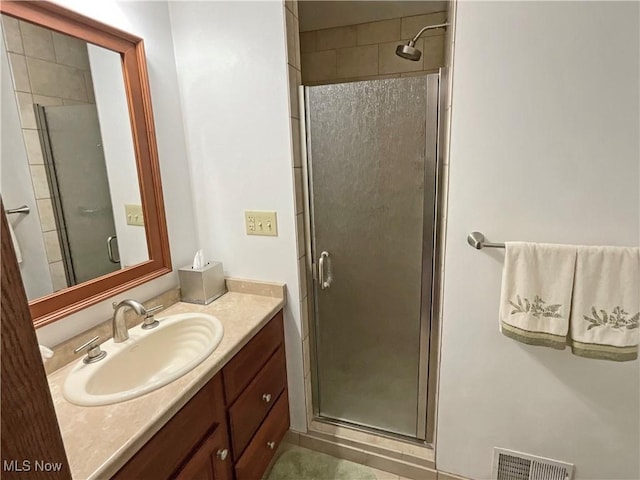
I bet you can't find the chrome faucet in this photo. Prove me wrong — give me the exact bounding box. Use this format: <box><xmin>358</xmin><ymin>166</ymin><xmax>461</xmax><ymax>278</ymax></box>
<box><xmin>112</xmin><ymin>299</ymin><xmax>147</xmax><ymax>343</ymax></box>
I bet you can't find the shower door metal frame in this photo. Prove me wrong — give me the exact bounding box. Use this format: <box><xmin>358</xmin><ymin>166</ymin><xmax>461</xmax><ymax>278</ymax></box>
<box><xmin>34</xmin><ymin>104</ymin><xmax>77</xmax><ymax>287</ymax></box>
<box><xmin>416</xmin><ymin>73</ymin><xmax>440</xmax><ymax>441</ymax></box>
<box><xmin>301</xmin><ymin>72</ymin><xmax>445</xmax><ymax>445</ymax></box>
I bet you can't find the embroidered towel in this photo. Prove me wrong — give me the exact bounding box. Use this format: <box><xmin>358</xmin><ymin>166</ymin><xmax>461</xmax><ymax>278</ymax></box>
<box><xmin>499</xmin><ymin>242</ymin><xmax>576</xmax><ymax>349</ymax></box>
<box><xmin>569</xmin><ymin>246</ymin><xmax>640</xmax><ymax>361</ymax></box>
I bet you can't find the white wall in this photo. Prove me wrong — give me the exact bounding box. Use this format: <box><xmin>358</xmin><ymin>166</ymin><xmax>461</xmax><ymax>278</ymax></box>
<box><xmin>168</xmin><ymin>1</ymin><xmax>306</xmax><ymax>431</ymax></box>
<box><xmin>437</xmin><ymin>2</ymin><xmax>639</xmax><ymax>479</ymax></box>
<box><xmin>0</xmin><ymin>37</ymin><xmax>53</xmax><ymax>299</ymax></box>
<box><xmin>88</xmin><ymin>43</ymin><xmax>147</xmax><ymax>268</ymax></box>
<box><xmin>36</xmin><ymin>0</ymin><xmax>198</xmax><ymax>347</ymax></box>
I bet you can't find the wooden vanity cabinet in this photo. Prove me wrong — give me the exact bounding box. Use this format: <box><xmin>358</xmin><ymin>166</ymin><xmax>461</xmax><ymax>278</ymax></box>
<box><xmin>112</xmin><ymin>374</ymin><xmax>231</xmax><ymax>480</ymax></box>
<box><xmin>112</xmin><ymin>310</ymin><xmax>288</xmax><ymax>480</ymax></box>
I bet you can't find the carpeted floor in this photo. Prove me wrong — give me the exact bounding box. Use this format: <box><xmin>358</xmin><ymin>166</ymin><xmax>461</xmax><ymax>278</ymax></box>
<box><xmin>267</xmin><ymin>447</ymin><xmax>378</xmax><ymax>480</ymax></box>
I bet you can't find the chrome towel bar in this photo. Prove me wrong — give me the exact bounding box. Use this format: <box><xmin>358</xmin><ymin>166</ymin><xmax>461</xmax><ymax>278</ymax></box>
<box><xmin>5</xmin><ymin>205</ymin><xmax>30</xmax><ymax>215</ymax></box>
<box><xmin>467</xmin><ymin>231</ymin><xmax>505</xmax><ymax>249</ymax></box>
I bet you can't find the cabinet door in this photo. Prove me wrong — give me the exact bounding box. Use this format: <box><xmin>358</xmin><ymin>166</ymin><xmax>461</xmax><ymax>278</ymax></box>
<box><xmin>174</xmin><ymin>426</ymin><xmax>232</xmax><ymax>480</ymax></box>
<box><xmin>113</xmin><ymin>375</ymin><xmax>224</xmax><ymax>480</ymax></box>
<box><xmin>177</xmin><ymin>456</ymin><xmax>214</xmax><ymax>480</ymax></box>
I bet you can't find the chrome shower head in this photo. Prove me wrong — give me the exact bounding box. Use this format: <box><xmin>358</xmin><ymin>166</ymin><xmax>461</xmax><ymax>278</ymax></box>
<box><xmin>395</xmin><ymin>22</ymin><xmax>449</xmax><ymax>61</ymax></box>
<box><xmin>395</xmin><ymin>42</ymin><xmax>421</xmax><ymax>61</ymax></box>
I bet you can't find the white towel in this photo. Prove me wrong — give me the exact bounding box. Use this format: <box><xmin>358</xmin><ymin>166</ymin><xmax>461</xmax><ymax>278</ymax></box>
<box><xmin>8</xmin><ymin>220</ymin><xmax>22</xmax><ymax>264</ymax></box>
<box><xmin>39</xmin><ymin>345</ymin><xmax>53</xmax><ymax>363</ymax></box>
<box><xmin>569</xmin><ymin>246</ymin><xmax>640</xmax><ymax>361</ymax></box>
<box><xmin>499</xmin><ymin>242</ymin><xmax>576</xmax><ymax>349</ymax></box>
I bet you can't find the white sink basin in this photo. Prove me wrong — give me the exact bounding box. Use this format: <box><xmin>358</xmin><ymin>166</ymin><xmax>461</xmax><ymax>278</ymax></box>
<box><xmin>63</xmin><ymin>313</ymin><xmax>223</xmax><ymax>406</ymax></box>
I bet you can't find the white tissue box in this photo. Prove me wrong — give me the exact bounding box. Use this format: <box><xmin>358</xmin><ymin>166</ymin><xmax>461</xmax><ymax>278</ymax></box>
<box><xmin>178</xmin><ymin>261</ymin><xmax>226</xmax><ymax>305</ymax></box>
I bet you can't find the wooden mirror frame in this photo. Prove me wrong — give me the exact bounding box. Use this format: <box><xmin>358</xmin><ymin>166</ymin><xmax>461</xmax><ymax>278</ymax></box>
<box><xmin>1</xmin><ymin>1</ymin><xmax>172</xmax><ymax>327</ymax></box>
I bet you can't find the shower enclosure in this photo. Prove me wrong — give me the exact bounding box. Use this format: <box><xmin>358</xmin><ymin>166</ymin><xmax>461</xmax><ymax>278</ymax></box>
<box><xmin>305</xmin><ymin>74</ymin><xmax>441</xmax><ymax>442</ymax></box>
<box><xmin>36</xmin><ymin>103</ymin><xmax>120</xmax><ymax>286</ymax></box>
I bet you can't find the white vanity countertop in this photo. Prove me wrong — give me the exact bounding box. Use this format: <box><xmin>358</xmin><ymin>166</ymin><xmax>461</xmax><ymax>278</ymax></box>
<box><xmin>47</xmin><ymin>289</ymin><xmax>285</xmax><ymax>480</ymax></box>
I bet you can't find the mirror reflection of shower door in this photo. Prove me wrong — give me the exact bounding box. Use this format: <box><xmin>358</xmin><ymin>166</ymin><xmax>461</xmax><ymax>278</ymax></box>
<box><xmin>306</xmin><ymin>75</ymin><xmax>439</xmax><ymax>440</ymax></box>
<box><xmin>37</xmin><ymin>104</ymin><xmax>120</xmax><ymax>285</ymax></box>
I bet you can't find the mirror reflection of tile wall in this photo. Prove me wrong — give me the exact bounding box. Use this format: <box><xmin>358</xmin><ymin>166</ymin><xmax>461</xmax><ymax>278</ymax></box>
<box><xmin>2</xmin><ymin>15</ymin><xmax>97</xmax><ymax>291</ymax></box>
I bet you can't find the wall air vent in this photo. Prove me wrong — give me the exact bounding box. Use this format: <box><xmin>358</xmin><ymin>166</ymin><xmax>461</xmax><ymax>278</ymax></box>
<box><xmin>492</xmin><ymin>448</ymin><xmax>574</xmax><ymax>480</ymax></box>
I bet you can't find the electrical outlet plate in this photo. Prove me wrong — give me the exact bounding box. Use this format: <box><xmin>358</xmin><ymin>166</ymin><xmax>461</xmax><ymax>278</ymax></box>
<box><xmin>245</xmin><ymin>211</ymin><xmax>278</xmax><ymax>237</ymax></box>
<box><xmin>125</xmin><ymin>204</ymin><xmax>144</xmax><ymax>227</ymax></box>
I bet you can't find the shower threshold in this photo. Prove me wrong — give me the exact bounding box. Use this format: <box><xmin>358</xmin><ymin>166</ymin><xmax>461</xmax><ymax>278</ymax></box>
<box><xmin>310</xmin><ymin>415</ymin><xmax>434</xmax><ymax>450</ymax></box>
<box><xmin>302</xmin><ymin>416</ymin><xmax>436</xmax><ymax>473</ymax></box>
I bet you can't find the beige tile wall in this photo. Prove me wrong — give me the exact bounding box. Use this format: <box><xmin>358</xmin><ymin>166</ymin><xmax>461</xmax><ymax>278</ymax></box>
<box><xmin>283</xmin><ymin>0</ymin><xmax>315</xmax><ymax>433</ymax></box>
<box><xmin>300</xmin><ymin>12</ymin><xmax>446</xmax><ymax>85</ymax></box>
<box><xmin>2</xmin><ymin>16</ymin><xmax>95</xmax><ymax>292</ymax></box>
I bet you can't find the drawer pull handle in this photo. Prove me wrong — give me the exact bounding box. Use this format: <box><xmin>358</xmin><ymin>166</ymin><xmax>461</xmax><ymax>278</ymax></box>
<box><xmin>262</xmin><ymin>393</ymin><xmax>272</xmax><ymax>403</ymax></box>
<box><xmin>267</xmin><ymin>441</ymin><xmax>276</xmax><ymax>450</ymax></box>
<box><xmin>216</xmin><ymin>449</ymin><xmax>229</xmax><ymax>461</ymax></box>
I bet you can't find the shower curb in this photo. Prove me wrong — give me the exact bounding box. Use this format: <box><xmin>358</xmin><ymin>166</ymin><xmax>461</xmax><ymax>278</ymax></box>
<box><xmin>291</xmin><ymin>429</ymin><xmax>438</xmax><ymax>480</ymax></box>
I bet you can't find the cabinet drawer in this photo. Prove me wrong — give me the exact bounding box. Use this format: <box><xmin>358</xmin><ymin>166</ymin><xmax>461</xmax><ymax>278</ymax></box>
<box><xmin>234</xmin><ymin>391</ymin><xmax>290</xmax><ymax>480</ymax></box>
<box><xmin>228</xmin><ymin>346</ymin><xmax>286</xmax><ymax>458</ymax></box>
<box><xmin>223</xmin><ymin>311</ymin><xmax>283</xmax><ymax>405</ymax></box>
<box><xmin>113</xmin><ymin>375</ymin><xmax>225</xmax><ymax>480</ymax></box>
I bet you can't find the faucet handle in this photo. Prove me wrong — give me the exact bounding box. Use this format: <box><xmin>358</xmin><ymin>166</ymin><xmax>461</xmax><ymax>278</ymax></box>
<box><xmin>142</xmin><ymin>305</ymin><xmax>163</xmax><ymax>330</ymax></box>
<box><xmin>74</xmin><ymin>336</ymin><xmax>107</xmax><ymax>364</ymax></box>
<box><xmin>145</xmin><ymin>305</ymin><xmax>164</xmax><ymax>315</ymax></box>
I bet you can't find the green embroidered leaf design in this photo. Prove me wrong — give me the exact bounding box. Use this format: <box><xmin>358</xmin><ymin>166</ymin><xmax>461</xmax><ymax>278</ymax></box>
<box><xmin>509</xmin><ymin>300</ymin><xmax>521</xmax><ymax>311</ymax></box>
<box><xmin>508</xmin><ymin>295</ymin><xmax>563</xmax><ymax>319</ymax></box>
<box><xmin>600</xmin><ymin>310</ymin><xmax>609</xmax><ymax>324</ymax></box>
<box><xmin>547</xmin><ymin>304</ymin><xmax>562</xmax><ymax>314</ymax></box>
<box><xmin>583</xmin><ymin>307</ymin><xmax>640</xmax><ymax>330</ymax></box>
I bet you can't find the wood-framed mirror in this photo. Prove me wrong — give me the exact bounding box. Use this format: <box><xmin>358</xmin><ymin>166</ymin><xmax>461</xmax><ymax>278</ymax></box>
<box><xmin>0</xmin><ymin>1</ymin><xmax>171</xmax><ymax>327</ymax></box>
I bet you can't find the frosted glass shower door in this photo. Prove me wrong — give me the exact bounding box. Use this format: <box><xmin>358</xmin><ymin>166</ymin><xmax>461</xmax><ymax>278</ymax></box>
<box><xmin>306</xmin><ymin>75</ymin><xmax>439</xmax><ymax>439</ymax></box>
<box><xmin>40</xmin><ymin>104</ymin><xmax>120</xmax><ymax>285</ymax></box>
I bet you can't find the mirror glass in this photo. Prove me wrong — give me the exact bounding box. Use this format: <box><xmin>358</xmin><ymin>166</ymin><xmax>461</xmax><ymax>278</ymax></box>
<box><xmin>0</xmin><ymin>15</ymin><xmax>149</xmax><ymax>301</ymax></box>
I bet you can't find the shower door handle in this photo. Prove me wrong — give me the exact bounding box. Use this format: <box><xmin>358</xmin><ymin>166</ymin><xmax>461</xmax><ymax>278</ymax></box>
<box><xmin>107</xmin><ymin>235</ymin><xmax>120</xmax><ymax>264</ymax></box>
<box><xmin>318</xmin><ymin>251</ymin><xmax>332</xmax><ymax>289</ymax></box>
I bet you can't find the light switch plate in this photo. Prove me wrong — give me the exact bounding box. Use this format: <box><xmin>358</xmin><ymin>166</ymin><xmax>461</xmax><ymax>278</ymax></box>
<box><xmin>125</xmin><ymin>204</ymin><xmax>144</xmax><ymax>227</ymax></box>
<box><xmin>245</xmin><ymin>211</ymin><xmax>278</xmax><ymax>236</ymax></box>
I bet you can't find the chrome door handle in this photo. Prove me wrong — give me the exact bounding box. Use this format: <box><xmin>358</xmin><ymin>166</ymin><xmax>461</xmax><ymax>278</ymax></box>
<box><xmin>107</xmin><ymin>235</ymin><xmax>120</xmax><ymax>264</ymax></box>
<box><xmin>318</xmin><ymin>251</ymin><xmax>332</xmax><ymax>289</ymax></box>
